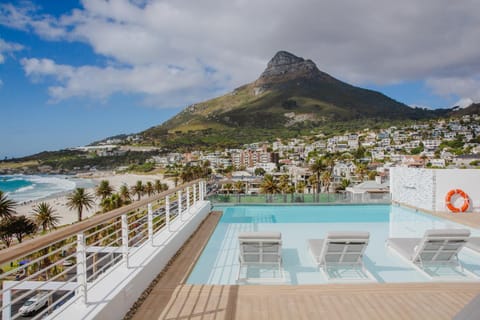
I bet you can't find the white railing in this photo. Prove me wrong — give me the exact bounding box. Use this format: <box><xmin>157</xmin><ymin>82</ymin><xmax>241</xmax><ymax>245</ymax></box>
<box><xmin>0</xmin><ymin>180</ymin><xmax>207</xmax><ymax>320</ymax></box>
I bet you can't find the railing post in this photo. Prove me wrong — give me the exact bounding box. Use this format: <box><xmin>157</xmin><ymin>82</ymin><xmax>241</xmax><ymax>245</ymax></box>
<box><xmin>121</xmin><ymin>214</ymin><xmax>129</xmax><ymax>267</ymax></box>
<box><xmin>186</xmin><ymin>187</ymin><xmax>190</xmax><ymax>212</ymax></box>
<box><xmin>193</xmin><ymin>184</ymin><xmax>197</xmax><ymax>205</ymax></box>
<box><xmin>76</xmin><ymin>232</ymin><xmax>87</xmax><ymax>304</ymax></box>
<box><xmin>166</xmin><ymin>195</ymin><xmax>171</xmax><ymax>231</ymax></box>
<box><xmin>200</xmin><ymin>181</ymin><xmax>204</xmax><ymax>200</ymax></box>
<box><xmin>178</xmin><ymin>190</ymin><xmax>183</xmax><ymax>221</ymax></box>
<box><xmin>3</xmin><ymin>286</ymin><xmax>11</xmax><ymax>320</ymax></box>
<box><xmin>148</xmin><ymin>203</ymin><xmax>153</xmax><ymax>244</ymax></box>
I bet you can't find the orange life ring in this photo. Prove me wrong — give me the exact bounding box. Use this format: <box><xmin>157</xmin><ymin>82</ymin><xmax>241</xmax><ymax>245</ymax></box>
<box><xmin>445</xmin><ymin>189</ymin><xmax>470</xmax><ymax>213</ymax></box>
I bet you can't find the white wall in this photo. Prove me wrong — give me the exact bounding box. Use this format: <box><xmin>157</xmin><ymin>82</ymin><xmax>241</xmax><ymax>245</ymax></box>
<box><xmin>390</xmin><ymin>167</ymin><xmax>480</xmax><ymax>213</ymax></box>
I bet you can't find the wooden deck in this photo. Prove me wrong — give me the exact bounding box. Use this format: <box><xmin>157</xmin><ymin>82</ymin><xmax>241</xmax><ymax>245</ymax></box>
<box><xmin>128</xmin><ymin>210</ymin><xmax>480</xmax><ymax>320</ymax></box>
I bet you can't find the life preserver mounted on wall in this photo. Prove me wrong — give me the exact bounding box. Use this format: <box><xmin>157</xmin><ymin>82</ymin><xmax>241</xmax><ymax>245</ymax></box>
<box><xmin>445</xmin><ymin>189</ymin><xmax>470</xmax><ymax>213</ymax></box>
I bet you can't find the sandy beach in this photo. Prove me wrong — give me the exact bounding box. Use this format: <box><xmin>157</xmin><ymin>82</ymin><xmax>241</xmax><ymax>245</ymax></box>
<box><xmin>15</xmin><ymin>172</ymin><xmax>174</xmax><ymax>226</ymax></box>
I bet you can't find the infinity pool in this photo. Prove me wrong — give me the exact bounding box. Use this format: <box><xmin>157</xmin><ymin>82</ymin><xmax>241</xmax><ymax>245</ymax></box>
<box><xmin>187</xmin><ymin>205</ymin><xmax>480</xmax><ymax>284</ymax></box>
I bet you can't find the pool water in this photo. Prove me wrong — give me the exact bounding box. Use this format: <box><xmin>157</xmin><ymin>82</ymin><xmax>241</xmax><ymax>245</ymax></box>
<box><xmin>187</xmin><ymin>205</ymin><xmax>480</xmax><ymax>284</ymax></box>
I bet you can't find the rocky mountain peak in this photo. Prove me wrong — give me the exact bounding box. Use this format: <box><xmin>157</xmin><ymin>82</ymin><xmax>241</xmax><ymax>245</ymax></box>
<box><xmin>256</xmin><ymin>51</ymin><xmax>319</xmax><ymax>85</ymax></box>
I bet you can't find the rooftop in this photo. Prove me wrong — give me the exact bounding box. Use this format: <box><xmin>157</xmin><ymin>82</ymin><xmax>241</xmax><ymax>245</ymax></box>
<box><xmin>129</xmin><ymin>210</ymin><xmax>480</xmax><ymax>319</ymax></box>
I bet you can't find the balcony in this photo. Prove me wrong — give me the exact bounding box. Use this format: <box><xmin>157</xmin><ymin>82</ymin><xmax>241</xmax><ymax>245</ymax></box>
<box><xmin>0</xmin><ymin>180</ymin><xmax>210</xmax><ymax>320</ymax></box>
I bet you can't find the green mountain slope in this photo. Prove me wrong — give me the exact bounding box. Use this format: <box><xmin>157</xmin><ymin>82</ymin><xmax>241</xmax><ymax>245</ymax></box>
<box><xmin>143</xmin><ymin>51</ymin><xmax>449</xmax><ymax>149</ymax></box>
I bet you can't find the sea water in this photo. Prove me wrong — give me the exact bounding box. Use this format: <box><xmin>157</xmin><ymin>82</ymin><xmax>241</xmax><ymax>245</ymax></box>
<box><xmin>0</xmin><ymin>174</ymin><xmax>95</xmax><ymax>203</ymax></box>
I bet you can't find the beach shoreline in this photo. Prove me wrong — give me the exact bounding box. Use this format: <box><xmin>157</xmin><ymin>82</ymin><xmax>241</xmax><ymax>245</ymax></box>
<box><xmin>14</xmin><ymin>171</ymin><xmax>174</xmax><ymax>226</ymax></box>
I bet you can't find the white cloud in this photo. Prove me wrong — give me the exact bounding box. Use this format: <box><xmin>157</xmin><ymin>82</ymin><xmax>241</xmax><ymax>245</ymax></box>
<box><xmin>0</xmin><ymin>3</ymin><xmax>66</xmax><ymax>39</ymax></box>
<box><xmin>453</xmin><ymin>98</ymin><xmax>474</xmax><ymax>109</ymax></box>
<box><xmin>4</xmin><ymin>0</ymin><xmax>480</xmax><ymax>106</ymax></box>
<box><xmin>0</xmin><ymin>37</ymin><xmax>23</xmax><ymax>64</ymax></box>
<box><xmin>21</xmin><ymin>58</ymin><xmax>227</xmax><ymax>106</ymax></box>
<box><xmin>427</xmin><ymin>77</ymin><xmax>480</xmax><ymax>105</ymax></box>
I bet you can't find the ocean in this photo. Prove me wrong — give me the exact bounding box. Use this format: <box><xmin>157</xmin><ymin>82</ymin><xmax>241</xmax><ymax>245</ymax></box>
<box><xmin>0</xmin><ymin>174</ymin><xmax>95</xmax><ymax>203</ymax></box>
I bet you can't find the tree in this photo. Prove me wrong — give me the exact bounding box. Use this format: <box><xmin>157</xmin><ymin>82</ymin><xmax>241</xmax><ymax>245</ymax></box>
<box><xmin>296</xmin><ymin>181</ymin><xmax>306</xmax><ymax>194</ymax></box>
<box><xmin>0</xmin><ymin>219</ymin><xmax>14</xmax><ymax>247</ymax></box>
<box><xmin>154</xmin><ymin>180</ymin><xmax>164</xmax><ymax>194</ymax></box>
<box><xmin>308</xmin><ymin>175</ymin><xmax>318</xmax><ymax>194</ymax></box>
<box><xmin>321</xmin><ymin>171</ymin><xmax>332</xmax><ymax>193</ymax></box>
<box><xmin>337</xmin><ymin>179</ymin><xmax>351</xmax><ymax>191</ymax></box>
<box><xmin>223</xmin><ymin>183</ymin><xmax>233</xmax><ymax>195</ymax></box>
<box><xmin>234</xmin><ymin>181</ymin><xmax>245</xmax><ymax>194</ymax></box>
<box><xmin>95</xmin><ymin>180</ymin><xmax>114</xmax><ymax>200</ymax></box>
<box><xmin>66</xmin><ymin>188</ymin><xmax>95</xmax><ymax>222</ymax></box>
<box><xmin>260</xmin><ymin>174</ymin><xmax>280</xmax><ymax>202</ymax></box>
<box><xmin>254</xmin><ymin>167</ymin><xmax>266</xmax><ymax>176</ymax></box>
<box><xmin>131</xmin><ymin>181</ymin><xmax>144</xmax><ymax>201</ymax></box>
<box><xmin>145</xmin><ymin>181</ymin><xmax>155</xmax><ymax>197</ymax></box>
<box><xmin>119</xmin><ymin>184</ymin><xmax>131</xmax><ymax>203</ymax></box>
<box><xmin>8</xmin><ymin>216</ymin><xmax>37</xmax><ymax>243</ymax></box>
<box><xmin>33</xmin><ymin>202</ymin><xmax>60</xmax><ymax>232</ymax></box>
<box><xmin>101</xmin><ymin>193</ymin><xmax>124</xmax><ymax>212</ymax></box>
<box><xmin>278</xmin><ymin>174</ymin><xmax>290</xmax><ymax>202</ymax></box>
<box><xmin>0</xmin><ymin>190</ymin><xmax>16</xmax><ymax>219</ymax></box>
<box><xmin>310</xmin><ymin>158</ymin><xmax>327</xmax><ymax>194</ymax></box>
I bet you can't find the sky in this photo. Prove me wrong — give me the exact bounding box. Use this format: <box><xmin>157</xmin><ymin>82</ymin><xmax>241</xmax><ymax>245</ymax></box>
<box><xmin>1</xmin><ymin>0</ymin><xmax>480</xmax><ymax>158</ymax></box>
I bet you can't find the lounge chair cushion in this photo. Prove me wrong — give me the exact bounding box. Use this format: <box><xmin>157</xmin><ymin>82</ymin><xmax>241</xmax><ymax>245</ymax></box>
<box><xmin>307</xmin><ymin>239</ymin><xmax>324</xmax><ymax>261</ymax></box>
<box><xmin>424</xmin><ymin>229</ymin><xmax>471</xmax><ymax>238</ymax></box>
<box><xmin>465</xmin><ymin>237</ymin><xmax>480</xmax><ymax>252</ymax></box>
<box><xmin>238</xmin><ymin>232</ymin><xmax>282</xmax><ymax>240</ymax></box>
<box><xmin>325</xmin><ymin>231</ymin><xmax>370</xmax><ymax>240</ymax></box>
<box><xmin>387</xmin><ymin>238</ymin><xmax>421</xmax><ymax>260</ymax></box>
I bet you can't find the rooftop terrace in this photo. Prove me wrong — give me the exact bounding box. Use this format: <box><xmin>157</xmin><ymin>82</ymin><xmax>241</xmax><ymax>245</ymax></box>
<box><xmin>129</xmin><ymin>211</ymin><xmax>480</xmax><ymax>320</ymax></box>
<box><xmin>2</xmin><ymin>176</ymin><xmax>480</xmax><ymax>319</ymax></box>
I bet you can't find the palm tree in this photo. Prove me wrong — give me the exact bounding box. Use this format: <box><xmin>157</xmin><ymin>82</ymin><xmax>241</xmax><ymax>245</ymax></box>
<box><xmin>101</xmin><ymin>193</ymin><xmax>123</xmax><ymax>212</ymax></box>
<box><xmin>234</xmin><ymin>181</ymin><xmax>245</xmax><ymax>194</ymax></box>
<box><xmin>145</xmin><ymin>181</ymin><xmax>155</xmax><ymax>197</ymax></box>
<box><xmin>356</xmin><ymin>163</ymin><xmax>368</xmax><ymax>182</ymax></box>
<box><xmin>66</xmin><ymin>188</ymin><xmax>95</xmax><ymax>222</ymax></box>
<box><xmin>223</xmin><ymin>183</ymin><xmax>233</xmax><ymax>195</ymax></box>
<box><xmin>296</xmin><ymin>181</ymin><xmax>306</xmax><ymax>202</ymax></box>
<box><xmin>308</xmin><ymin>175</ymin><xmax>318</xmax><ymax>194</ymax></box>
<box><xmin>95</xmin><ymin>180</ymin><xmax>114</xmax><ymax>200</ymax></box>
<box><xmin>33</xmin><ymin>202</ymin><xmax>60</xmax><ymax>232</ymax></box>
<box><xmin>260</xmin><ymin>174</ymin><xmax>280</xmax><ymax>202</ymax></box>
<box><xmin>321</xmin><ymin>171</ymin><xmax>332</xmax><ymax>193</ymax></box>
<box><xmin>119</xmin><ymin>184</ymin><xmax>131</xmax><ymax>203</ymax></box>
<box><xmin>278</xmin><ymin>174</ymin><xmax>290</xmax><ymax>202</ymax></box>
<box><xmin>0</xmin><ymin>190</ymin><xmax>16</xmax><ymax>219</ymax></box>
<box><xmin>310</xmin><ymin>158</ymin><xmax>327</xmax><ymax>196</ymax></box>
<box><xmin>337</xmin><ymin>179</ymin><xmax>351</xmax><ymax>191</ymax></box>
<box><xmin>296</xmin><ymin>181</ymin><xmax>306</xmax><ymax>194</ymax></box>
<box><xmin>131</xmin><ymin>181</ymin><xmax>144</xmax><ymax>201</ymax></box>
<box><xmin>154</xmin><ymin>180</ymin><xmax>163</xmax><ymax>194</ymax></box>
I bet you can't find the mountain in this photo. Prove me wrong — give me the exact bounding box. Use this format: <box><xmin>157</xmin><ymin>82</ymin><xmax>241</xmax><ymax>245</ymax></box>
<box><xmin>451</xmin><ymin>103</ymin><xmax>480</xmax><ymax>116</ymax></box>
<box><xmin>143</xmin><ymin>51</ymin><xmax>448</xmax><ymax>149</ymax></box>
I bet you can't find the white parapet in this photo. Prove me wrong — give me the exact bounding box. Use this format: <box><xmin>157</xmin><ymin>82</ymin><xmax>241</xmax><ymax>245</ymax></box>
<box><xmin>50</xmin><ymin>200</ymin><xmax>211</xmax><ymax>320</ymax></box>
<box><xmin>390</xmin><ymin>167</ymin><xmax>480</xmax><ymax>213</ymax></box>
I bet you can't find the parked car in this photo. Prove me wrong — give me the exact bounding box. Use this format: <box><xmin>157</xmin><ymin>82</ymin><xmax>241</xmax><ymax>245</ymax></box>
<box><xmin>19</xmin><ymin>292</ymin><xmax>48</xmax><ymax>316</ymax></box>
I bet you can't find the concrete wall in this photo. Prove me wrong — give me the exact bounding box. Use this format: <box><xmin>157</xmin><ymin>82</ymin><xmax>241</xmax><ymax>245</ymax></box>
<box><xmin>390</xmin><ymin>167</ymin><xmax>480</xmax><ymax>213</ymax></box>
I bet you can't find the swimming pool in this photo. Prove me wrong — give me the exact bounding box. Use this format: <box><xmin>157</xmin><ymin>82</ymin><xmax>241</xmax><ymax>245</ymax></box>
<box><xmin>187</xmin><ymin>205</ymin><xmax>480</xmax><ymax>284</ymax></box>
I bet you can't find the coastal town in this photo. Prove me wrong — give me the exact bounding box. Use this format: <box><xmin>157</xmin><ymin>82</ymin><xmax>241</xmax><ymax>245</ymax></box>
<box><xmin>37</xmin><ymin>113</ymin><xmax>478</xmax><ymax>197</ymax></box>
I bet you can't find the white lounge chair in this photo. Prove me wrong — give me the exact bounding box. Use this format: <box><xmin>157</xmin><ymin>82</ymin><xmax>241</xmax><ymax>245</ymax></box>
<box><xmin>237</xmin><ymin>231</ymin><xmax>283</xmax><ymax>282</ymax></box>
<box><xmin>465</xmin><ymin>237</ymin><xmax>480</xmax><ymax>253</ymax></box>
<box><xmin>387</xmin><ymin>229</ymin><xmax>471</xmax><ymax>276</ymax></box>
<box><xmin>308</xmin><ymin>231</ymin><xmax>372</xmax><ymax>280</ymax></box>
